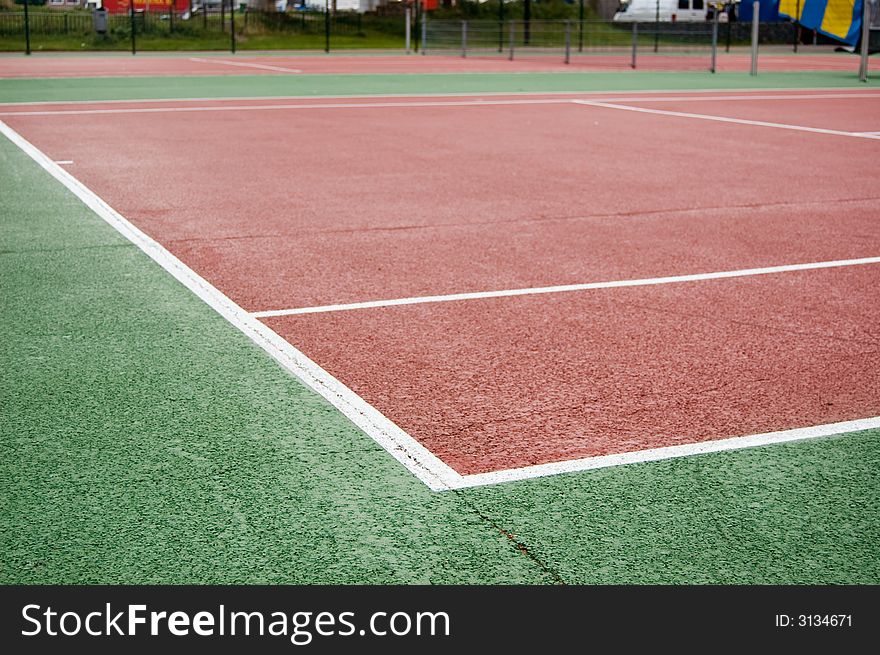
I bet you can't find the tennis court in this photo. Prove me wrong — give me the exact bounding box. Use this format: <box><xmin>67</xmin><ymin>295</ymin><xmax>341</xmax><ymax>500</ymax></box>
<box><xmin>2</xmin><ymin>53</ymin><xmax>879</xmax><ymax>584</ymax></box>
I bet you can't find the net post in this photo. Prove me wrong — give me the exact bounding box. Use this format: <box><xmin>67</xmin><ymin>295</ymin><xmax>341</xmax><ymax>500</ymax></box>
<box><xmin>130</xmin><ymin>0</ymin><xmax>136</xmax><ymax>55</ymax></box>
<box><xmin>23</xmin><ymin>0</ymin><xmax>30</xmax><ymax>56</ymax></box>
<box><xmin>405</xmin><ymin>6</ymin><xmax>411</xmax><ymax>54</ymax></box>
<box><xmin>462</xmin><ymin>20</ymin><xmax>467</xmax><ymax>58</ymax></box>
<box><xmin>631</xmin><ymin>21</ymin><xmax>638</xmax><ymax>69</ymax></box>
<box><xmin>750</xmin><ymin>0</ymin><xmax>759</xmax><ymax>76</ymax></box>
<box><xmin>509</xmin><ymin>20</ymin><xmax>515</xmax><ymax>61</ymax></box>
<box><xmin>230</xmin><ymin>0</ymin><xmax>236</xmax><ymax>54</ymax></box>
<box><xmin>421</xmin><ymin>8</ymin><xmax>427</xmax><ymax>55</ymax></box>
<box><xmin>859</xmin><ymin>0</ymin><xmax>870</xmax><ymax>82</ymax></box>
<box><xmin>564</xmin><ymin>20</ymin><xmax>571</xmax><ymax>64</ymax></box>
<box><xmin>710</xmin><ymin>9</ymin><xmax>718</xmax><ymax>73</ymax></box>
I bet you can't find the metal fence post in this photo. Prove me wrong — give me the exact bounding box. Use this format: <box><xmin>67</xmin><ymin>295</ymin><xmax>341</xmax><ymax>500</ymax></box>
<box><xmin>859</xmin><ymin>0</ymin><xmax>870</xmax><ymax>82</ymax></box>
<box><xmin>710</xmin><ymin>10</ymin><xmax>718</xmax><ymax>73</ymax></box>
<box><xmin>324</xmin><ymin>0</ymin><xmax>330</xmax><ymax>53</ymax></box>
<box><xmin>130</xmin><ymin>0</ymin><xmax>136</xmax><ymax>55</ymax></box>
<box><xmin>509</xmin><ymin>20</ymin><xmax>515</xmax><ymax>61</ymax></box>
<box><xmin>461</xmin><ymin>20</ymin><xmax>467</xmax><ymax>58</ymax></box>
<box><xmin>564</xmin><ymin>20</ymin><xmax>571</xmax><ymax>65</ymax></box>
<box><xmin>405</xmin><ymin>6</ymin><xmax>411</xmax><ymax>54</ymax></box>
<box><xmin>230</xmin><ymin>0</ymin><xmax>235</xmax><ymax>54</ymax></box>
<box><xmin>631</xmin><ymin>21</ymin><xmax>637</xmax><ymax>69</ymax></box>
<box><xmin>578</xmin><ymin>0</ymin><xmax>584</xmax><ymax>52</ymax></box>
<box><xmin>750</xmin><ymin>0</ymin><xmax>759</xmax><ymax>76</ymax></box>
<box><xmin>498</xmin><ymin>0</ymin><xmax>504</xmax><ymax>53</ymax></box>
<box><xmin>654</xmin><ymin>0</ymin><xmax>660</xmax><ymax>52</ymax></box>
<box><xmin>793</xmin><ymin>0</ymin><xmax>800</xmax><ymax>53</ymax></box>
<box><xmin>23</xmin><ymin>0</ymin><xmax>31</xmax><ymax>56</ymax></box>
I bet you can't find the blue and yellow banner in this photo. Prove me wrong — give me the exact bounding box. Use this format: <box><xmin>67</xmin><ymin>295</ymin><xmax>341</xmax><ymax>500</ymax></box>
<box><xmin>778</xmin><ymin>0</ymin><xmax>865</xmax><ymax>47</ymax></box>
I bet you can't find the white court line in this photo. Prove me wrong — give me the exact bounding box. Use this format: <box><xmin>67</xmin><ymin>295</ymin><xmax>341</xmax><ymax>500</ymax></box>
<box><xmin>4</xmin><ymin>121</ymin><xmax>879</xmax><ymax>492</ymax></box>
<box><xmin>1</xmin><ymin>87</ymin><xmax>877</xmax><ymax>107</ymax></box>
<box><xmin>54</xmin><ymin>160</ymin><xmax>73</xmax><ymax>165</ymax></box>
<box><xmin>0</xmin><ymin>119</ymin><xmax>462</xmax><ymax>493</ymax></box>
<box><xmin>572</xmin><ymin>99</ymin><xmax>880</xmax><ymax>140</ymax></box>
<box><xmin>3</xmin><ymin>90</ymin><xmax>880</xmax><ymax>117</ymax></box>
<box><xmin>453</xmin><ymin>418</ymin><xmax>880</xmax><ymax>489</ymax></box>
<box><xmin>189</xmin><ymin>57</ymin><xmax>303</xmax><ymax>74</ymax></box>
<box><xmin>250</xmin><ymin>256</ymin><xmax>880</xmax><ymax>318</ymax></box>
<box><xmin>855</xmin><ymin>131</ymin><xmax>880</xmax><ymax>135</ymax></box>
<box><xmin>0</xmin><ymin>98</ymin><xmax>571</xmax><ymax>117</ymax></box>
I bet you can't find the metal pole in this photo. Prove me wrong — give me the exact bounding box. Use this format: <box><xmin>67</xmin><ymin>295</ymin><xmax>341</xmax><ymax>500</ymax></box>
<box><xmin>710</xmin><ymin>9</ymin><xmax>718</xmax><ymax>73</ymax></box>
<box><xmin>498</xmin><ymin>0</ymin><xmax>504</xmax><ymax>53</ymax></box>
<box><xmin>413</xmin><ymin>1</ymin><xmax>419</xmax><ymax>52</ymax></box>
<box><xmin>509</xmin><ymin>20</ymin><xmax>515</xmax><ymax>60</ymax></box>
<box><xmin>203</xmin><ymin>0</ymin><xmax>207</xmax><ymax>30</ymax></box>
<box><xmin>654</xmin><ymin>0</ymin><xmax>660</xmax><ymax>53</ymax></box>
<box><xmin>421</xmin><ymin>7</ymin><xmax>427</xmax><ymax>54</ymax></box>
<box><xmin>631</xmin><ymin>21</ymin><xmax>637</xmax><ymax>69</ymax></box>
<box><xmin>325</xmin><ymin>0</ymin><xmax>330</xmax><ymax>53</ymax></box>
<box><xmin>230</xmin><ymin>0</ymin><xmax>235</xmax><ymax>54</ymax></box>
<box><xmin>23</xmin><ymin>0</ymin><xmax>31</xmax><ymax>56</ymax></box>
<box><xmin>462</xmin><ymin>20</ymin><xmax>467</xmax><ymax>58</ymax></box>
<box><xmin>793</xmin><ymin>0</ymin><xmax>800</xmax><ymax>52</ymax></box>
<box><xmin>578</xmin><ymin>0</ymin><xmax>584</xmax><ymax>52</ymax></box>
<box><xmin>859</xmin><ymin>0</ymin><xmax>870</xmax><ymax>82</ymax></box>
<box><xmin>524</xmin><ymin>0</ymin><xmax>530</xmax><ymax>45</ymax></box>
<box><xmin>130</xmin><ymin>0</ymin><xmax>136</xmax><ymax>55</ymax></box>
<box><xmin>405</xmin><ymin>6</ymin><xmax>411</xmax><ymax>54</ymax></box>
<box><xmin>221</xmin><ymin>0</ymin><xmax>225</xmax><ymax>32</ymax></box>
<box><xmin>170</xmin><ymin>1</ymin><xmax>174</xmax><ymax>33</ymax></box>
<box><xmin>564</xmin><ymin>20</ymin><xmax>571</xmax><ymax>65</ymax></box>
<box><xmin>750</xmin><ymin>0</ymin><xmax>759</xmax><ymax>75</ymax></box>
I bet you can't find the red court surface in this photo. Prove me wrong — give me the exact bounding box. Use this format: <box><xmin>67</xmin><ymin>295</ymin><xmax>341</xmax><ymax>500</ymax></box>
<box><xmin>0</xmin><ymin>50</ymin><xmax>865</xmax><ymax>78</ymax></box>
<box><xmin>4</xmin><ymin>88</ymin><xmax>879</xmax><ymax>480</ymax></box>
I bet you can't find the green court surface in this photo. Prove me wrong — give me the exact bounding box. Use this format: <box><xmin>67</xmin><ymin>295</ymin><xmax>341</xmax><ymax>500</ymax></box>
<box><xmin>2</xmin><ymin>71</ymin><xmax>879</xmax><ymax>584</ymax></box>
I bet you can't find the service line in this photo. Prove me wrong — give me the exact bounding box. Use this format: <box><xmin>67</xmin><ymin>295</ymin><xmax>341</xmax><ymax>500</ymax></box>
<box><xmin>572</xmin><ymin>99</ymin><xmax>880</xmax><ymax>140</ymax></box>
<box><xmin>251</xmin><ymin>256</ymin><xmax>880</xmax><ymax>318</ymax></box>
<box><xmin>188</xmin><ymin>57</ymin><xmax>304</xmax><ymax>74</ymax></box>
<box><xmin>3</xmin><ymin>90</ymin><xmax>880</xmax><ymax>117</ymax></box>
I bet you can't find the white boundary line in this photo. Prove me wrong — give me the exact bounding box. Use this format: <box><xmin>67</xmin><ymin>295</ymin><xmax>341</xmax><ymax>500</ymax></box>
<box><xmin>0</xmin><ymin>98</ymin><xmax>570</xmax><ymax>118</ymax></box>
<box><xmin>453</xmin><ymin>418</ymin><xmax>880</xmax><ymax>489</ymax></box>
<box><xmin>4</xmin><ymin>121</ymin><xmax>879</xmax><ymax>492</ymax></box>
<box><xmin>251</xmin><ymin>256</ymin><xmax>880</xmax><ymax>318</ymax></box>
<box><xmin>572</xmin><ymin>99</ymin><xmax>880</xmax><ymax>140</ymax></box>
<box><xmin>0</xmin><ymin>86</ymin><xmax>878</xmax><ymax>107</ymax></box>
<box><xmin>3</xmin><ymin>91</ymin><xmax>880</xmax><ymax>118</ymax></box>
<box><xmin>0</xmin><ymin>119</ymin><xmax>462</xmax><ymax>493</ymax></box>
<box><xmin>188</xmin><ymin>57</ymin><xmax>303</xmax><ymax>74</ymax></box>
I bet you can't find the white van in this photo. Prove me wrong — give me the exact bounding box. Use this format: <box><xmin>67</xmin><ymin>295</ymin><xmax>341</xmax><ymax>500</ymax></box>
<box><xmin>613</xmin><ymin>0</ymin><xmax>712</xmax><ymax>22</ymax></box>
